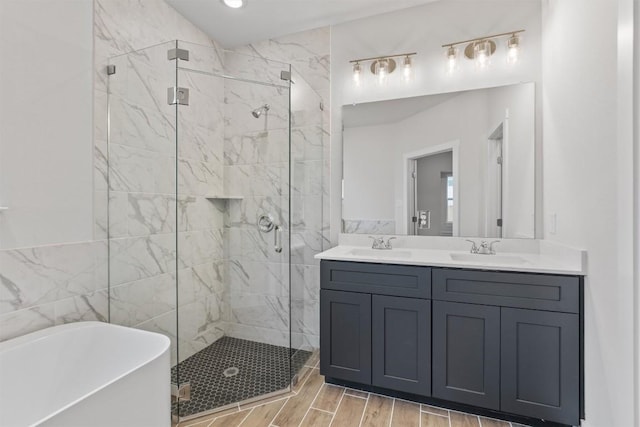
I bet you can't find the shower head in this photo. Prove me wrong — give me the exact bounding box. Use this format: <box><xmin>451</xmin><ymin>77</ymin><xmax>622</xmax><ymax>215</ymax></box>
<box><xmin>251</xmin><ymin>104</ymin><xmax>270</xmax><ymax>118</ymax></box>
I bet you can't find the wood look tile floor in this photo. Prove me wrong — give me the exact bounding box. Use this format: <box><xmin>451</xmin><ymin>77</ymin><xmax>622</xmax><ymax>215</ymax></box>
<box><xmin>175</xmin><ymin>353</ymin><xmax>530</xmax><ymax>427</ymax></box>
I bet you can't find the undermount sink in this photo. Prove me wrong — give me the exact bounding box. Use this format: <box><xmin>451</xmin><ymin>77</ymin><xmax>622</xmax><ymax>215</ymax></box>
<box><xmin>349</xmin><ymin>248</ymin><xmax>412</xmax><ymax>259</ymax></box>
<box><xmin>450</xmin><ymin>253</ymin><xmax>528</xmax><ymax>265</ymax></box>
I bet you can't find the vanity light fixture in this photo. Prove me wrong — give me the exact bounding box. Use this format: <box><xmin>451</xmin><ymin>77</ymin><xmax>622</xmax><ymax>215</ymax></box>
<box><xmin>445</xmin><ymin>46</ymin><xmax>459</xmax><ymax>74</ymax></box>
<box><xmin>221</xmin><ymin>0</ymin><xmax>245</xmax><ymax>8</ymax></box>
<box><xmin>374</xmin><ymin>58</ymin><xmax>391</xmax><ymax>86</ymax></box>
<box><xmin>349</xmin><ymin>52</ymin><xmax>417</xmax><ymax>87</ymax></box>
<box><xmin>352</xmin><ymin>62</ymin><xmax>363</xmax><ymax>87</ymax></box>
<box><xmin>506</xmin><ymin>33</ymin><xmax>521</xmax><ymax>64</ymax></box>
<box><xmin>402</xmin><ymin>55</ymin><xmax>413</xmax><ymax>82</ymax></box>
<box><xmin>442</xmin><ymin>29</ymin><xmax>524</xmax><ymax>70</ymax></box>
<box><xmin>474</xmin><ymin>39</ymin><xmax>493</xmax><ymax>69</ymax></box>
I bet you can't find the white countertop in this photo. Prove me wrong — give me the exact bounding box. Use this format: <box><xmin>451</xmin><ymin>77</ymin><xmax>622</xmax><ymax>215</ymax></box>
<box><xmin>314</xmin><ymin>235</ymin><xmax>586</xmax><ymax>276</ymax></box>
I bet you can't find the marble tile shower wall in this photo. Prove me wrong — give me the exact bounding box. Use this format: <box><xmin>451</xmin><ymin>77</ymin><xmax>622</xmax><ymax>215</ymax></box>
<box><xmin>228</xmin><ymin>28</ymin><xmax>331</xmax><ymax>351</ymax></box>
<box><xmin>222</xmin><ymin>74</ymin><xmax>292</xmax><ymax>348</ymax></box>
<box><xmin>94</xmin><ymin>0</ymin><xmax>227</xmax><ymax>365</ymax></box>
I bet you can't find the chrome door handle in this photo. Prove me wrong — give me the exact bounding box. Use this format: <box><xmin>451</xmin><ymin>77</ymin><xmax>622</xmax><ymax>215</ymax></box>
<box><xmin>274</xmin><ymin>225</ymin><xmax>283</xmax><ymax>253</ymax></box>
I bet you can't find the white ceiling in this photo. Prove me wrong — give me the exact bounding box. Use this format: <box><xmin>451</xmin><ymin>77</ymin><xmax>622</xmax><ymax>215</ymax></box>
<box><xmin>167</xmin><ymin>0</ymin><xmax>438</xmax><ymax>48</ymax></box>
<box><xmin>342</xmin><ymin>92</ymin><xmax>462</xmax><ymax>128</ymax></box>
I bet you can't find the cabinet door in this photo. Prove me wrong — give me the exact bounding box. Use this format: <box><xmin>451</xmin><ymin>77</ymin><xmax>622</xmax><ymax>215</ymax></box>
<box><xmin>372</xmin><ymin>295</ymin><xmax>431</xmax><ymax>396</ymax></box>
<box><xmin>501</xmin><ymin>308</ymin><xmax>580</xmax><ymax>426</ymax></box>
<box><xmin>432</xmin><ymin>301</ymin><xmax>500</xmax><ymax>410</ymax></box>
<box><xmin>320</xmin><ymin>290</ymin><xmax>372</xmax><ymax>384</ymax></box>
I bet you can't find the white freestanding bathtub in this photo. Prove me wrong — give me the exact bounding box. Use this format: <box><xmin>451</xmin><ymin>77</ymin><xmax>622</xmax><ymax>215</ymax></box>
<box><xmin>0</xmin><ymin>321</ymin><xmax>171</xmax><ymax>427</ymax></box>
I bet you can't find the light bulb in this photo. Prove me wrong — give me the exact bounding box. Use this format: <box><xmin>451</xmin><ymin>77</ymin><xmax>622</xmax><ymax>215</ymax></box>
<box><xmin>446</xmin><ymin>46</ymin><xmax>458</xmax><ymax>75</ymax></box>
<box><xmin>402</xmin><ymin>56</ymin><xmax>413</xmax><ymax>82</ymax></box>
<box><xmin>376</xmin><ymin>59</ymin><xmax>389</xmax><ymax>86</ymax></box>
<box><xmin>352</xmin><ymin>62</ymin><xmax>362</xmax><ymax>87</ymax></box>
<box><xmin>474</xmin><ymin>40</ymin><xmax>491</xmax><ymax>70</ymax></box>
<box><xmin>507</xmin><ymin>34</ymin><xmax>520</xmax><ymax>64</ymax></box>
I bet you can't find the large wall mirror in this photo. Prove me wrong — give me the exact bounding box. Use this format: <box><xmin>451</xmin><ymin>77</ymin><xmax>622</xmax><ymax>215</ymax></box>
<box><xmin>342</xmin><ymin>82</ymin><xmax>535</xmax><ymax>239</ymax></box>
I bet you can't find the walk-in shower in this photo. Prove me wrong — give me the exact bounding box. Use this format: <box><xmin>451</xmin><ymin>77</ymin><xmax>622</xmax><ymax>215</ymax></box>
<box><xmin>106</xmin><ymin>40</ymin><xmax>325</xmax><ymax>422</ymax></box>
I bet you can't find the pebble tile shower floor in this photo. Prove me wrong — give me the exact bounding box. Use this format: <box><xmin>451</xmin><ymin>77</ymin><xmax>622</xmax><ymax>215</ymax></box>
<box><xmin>171</xmin><ymin>337</ymin><xmax>311</xmax><ymax>418</ymax></box>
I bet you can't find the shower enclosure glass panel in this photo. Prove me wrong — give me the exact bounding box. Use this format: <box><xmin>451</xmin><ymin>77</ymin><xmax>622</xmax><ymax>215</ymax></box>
<box><xmin>107</xmin><ymin>40</ymin><xmax>321</xmax><ymax>422</ymax></box>
<box><xmin>173</xmin><ymin>41</ymin><xmax>293</xmax><ymax>419</ymax></box>
<box><xmin>289</xmin><ymin>68</ymin><xmax>326</xmax><ymax>374</ymax></box>
<box><xmin>106</xmin><ymin>41</ymin><xmax>180</xmax><ymax>368</ymax></box>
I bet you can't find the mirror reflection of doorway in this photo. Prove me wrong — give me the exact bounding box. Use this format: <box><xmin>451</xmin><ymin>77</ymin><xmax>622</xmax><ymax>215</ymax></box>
<box><xmin>410</xmin><ymin>150</ymin><xmax>454</xmax><ymax>236</ymax></box>
<box><xmin>487</xmin><ymin>122</ymin><xmax>505</xmax><ymax>238</ymax></box>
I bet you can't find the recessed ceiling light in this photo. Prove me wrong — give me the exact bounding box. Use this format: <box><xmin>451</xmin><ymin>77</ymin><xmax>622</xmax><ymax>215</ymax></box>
<box><xmin>221</xmin><ymin>0</ymin><xmax>245</xmax><ymax>8</ymax></box>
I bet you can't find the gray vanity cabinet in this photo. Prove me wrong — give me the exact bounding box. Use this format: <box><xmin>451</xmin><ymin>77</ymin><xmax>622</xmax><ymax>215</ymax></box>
<box><xmin>320</xmin><ymin>289</ymin><xmax>371</xmax><ymax>384</ymax></box>
<box><xmin>500</xmin><ymin>307</ymin><xmax>580</xmax><ymax>426</ymax></box>
<box><xmin>320</xmin><ymin>260</ymin><xmax>583</xmax><ymax>426</ymax></box>
<box><xmin>432</xmin><ymin>301</ymin><xmax>500</xmax><ymax>409</ymax></box>
<box><xmin>372</xmin><ymin>295</ymin><xmax>431</xmax><ymax>396</ymax></box>
<box><xmin>320</xmin><ymin>261</ymin><xmax>431</xmax><ymax>395</ymax></box>
<box><xmin>433</xmin><ymin>268</ymin><xmax>582</xmax><ymax>426</ymax></box>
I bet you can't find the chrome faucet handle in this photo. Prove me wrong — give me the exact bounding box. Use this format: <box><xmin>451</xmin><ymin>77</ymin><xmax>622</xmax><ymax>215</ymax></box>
<box><xmin>368</xmin><ymin>236</ymin><xmax>385</xmax><ymax>249</ymax></box>
<box><xmin>465</xmin><ymin>239</ymin><xmax>479</xmax><ymax>254</ymax></box>
<box><xmin>479</xmin><ymin>240</ymin><xmax>502</xmax><ymax>255</ymax></box>
<box><xmin>384</xmin><ymin>237</ymin><xmax>397</xmax><ymax>249</ymax></box>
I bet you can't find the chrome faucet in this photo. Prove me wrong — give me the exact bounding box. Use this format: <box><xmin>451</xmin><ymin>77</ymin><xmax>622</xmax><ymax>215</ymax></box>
<box><xmin>466</xmin><ymin>239</ymin><xmax>500</xmax><ymax>255</ymax></box>
<box><xmin>369</xmin><ymin>236</ymin><xmax>396</xmax><ymax>250</ymax></box>
<box><xmin>466</xmin><ymin>239</ymin><xmax>480</xmax><ymax>254</ymax></box>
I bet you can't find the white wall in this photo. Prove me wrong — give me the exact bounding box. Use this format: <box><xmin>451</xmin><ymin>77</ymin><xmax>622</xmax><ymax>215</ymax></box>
<box><xmin>342</xmin><ymin>124</ymin><xmax>396</xmax><ymax>221</ymax></box>
<box><xmin>331</xmin><ymin>0</ymin><xmax>542</xmax><ymax>243</ymax></box>
<box><xmin>542</xmin><ymin>0</ymin><xmax>637</xmax><ymax>426</ymax></box>
<box><xmin>0</xmin><ymin>0</ymin><xmax>94</xmax><ymax>249</ymax></box>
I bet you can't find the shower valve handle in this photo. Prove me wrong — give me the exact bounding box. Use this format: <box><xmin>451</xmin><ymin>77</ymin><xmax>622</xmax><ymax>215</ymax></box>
<box><xmin>274</xmin><ymin>225</ymin><xmax>283</xmax><ymax>253</ymax></box>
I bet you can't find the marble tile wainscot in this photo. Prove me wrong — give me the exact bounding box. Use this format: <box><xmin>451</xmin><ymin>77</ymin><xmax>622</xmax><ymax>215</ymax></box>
<box><xmin>0</xmin><ymin>240</ymin><xmax>108</xmax><ymax>342</ymax></box>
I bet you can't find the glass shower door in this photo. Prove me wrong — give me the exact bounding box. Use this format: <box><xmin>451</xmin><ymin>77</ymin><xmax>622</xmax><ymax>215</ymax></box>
<box><xmin>172</xmin><ymin>41</ymin><xmax>294</xmax><ymax>420</ymax></box>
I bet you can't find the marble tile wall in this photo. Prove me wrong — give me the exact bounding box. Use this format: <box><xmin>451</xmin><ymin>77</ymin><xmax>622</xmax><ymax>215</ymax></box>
<box><xmin>227</xmin><ymin>28</ymin><xmax>331</xmax><ymax>351</ymax></box>
<box><xmin>222</xmin><ymin>71</ymin><xmax>292</xmax><ymax>348</ymax></box>
<box><xmin>343</xmin><ymin>219</ymin><xmax>396</xmax><ymax>235</ymax></box>
<box><xmin>0</xmin><ymin>241</ymin><xmax>108</xmax><ymax>342</ymax></box>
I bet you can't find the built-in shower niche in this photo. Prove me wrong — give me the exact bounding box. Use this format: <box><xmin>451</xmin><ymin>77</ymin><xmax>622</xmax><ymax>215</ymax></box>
<box><xmin>107</xmin><ymin>40</ymin><xmax>323</xmax><ymax>421</ymax></box>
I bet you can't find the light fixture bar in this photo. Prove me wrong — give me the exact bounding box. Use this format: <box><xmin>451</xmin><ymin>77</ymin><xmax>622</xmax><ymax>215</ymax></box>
<box><xmin>349</xmin><ymin>52</ymin><xmax>417</xmax><ymax>64</ymax></box>
<box><xmin>442</xmin><ymin>30</ymin><xmax>525</xmax><ymax>48</ymax></box>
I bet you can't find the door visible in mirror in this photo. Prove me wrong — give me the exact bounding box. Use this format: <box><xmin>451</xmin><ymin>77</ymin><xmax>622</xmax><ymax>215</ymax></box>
<box><xmin>410</xmin><ymin>150</ymin><xmax>454</xmax><ymax>236</ymax></box>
